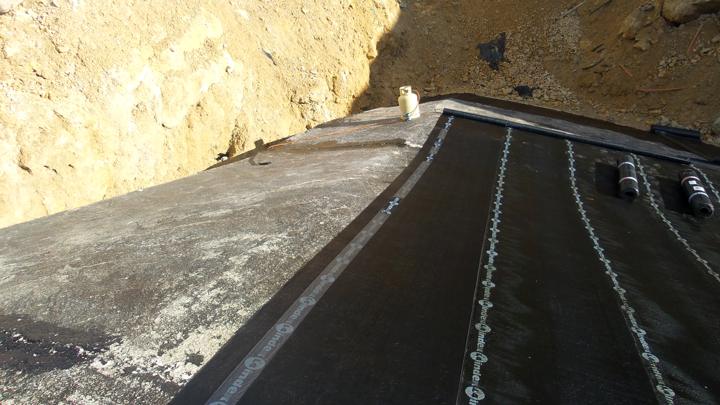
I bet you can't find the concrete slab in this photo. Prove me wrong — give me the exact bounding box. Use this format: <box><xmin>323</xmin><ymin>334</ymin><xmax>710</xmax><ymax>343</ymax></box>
<box><xmin>0</xmin><ymin>104</ymin><xmax>438</xmax><ymax>403</ymax></box>
<box><xmin>2</xmin><ymin>97</ymin><xmax>714</xmax><ymax>403</ymax></box>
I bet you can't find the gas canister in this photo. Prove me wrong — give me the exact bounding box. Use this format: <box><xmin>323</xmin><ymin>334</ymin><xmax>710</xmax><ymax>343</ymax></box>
<box><xmin>398</xmin><ymin>86</ymin><xmax>421</xmax><ymax>121</ymax></box>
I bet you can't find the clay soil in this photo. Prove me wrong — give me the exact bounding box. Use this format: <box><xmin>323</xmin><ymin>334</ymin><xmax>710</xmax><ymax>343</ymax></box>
<box><xmin>2</xmin><ymin>0</ymin><xmax>719</xmax><ymax>228</ymax></box>
<box><xmin>356</xmin><ymin>0</ymin><xmax>720</xmax><ymax>141</ymax></box>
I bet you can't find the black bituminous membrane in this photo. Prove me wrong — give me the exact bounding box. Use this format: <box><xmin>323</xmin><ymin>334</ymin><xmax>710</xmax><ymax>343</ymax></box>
<box><xmin>238</xmin><ymin>119</ymin><xmax>505</xmax><ymax>404</ymax></box>
<box><xmin>172</xmin><ymin>116</ymin><xmax>503</xmax><ymax>404</ymax></box>
<box><xmin>647</xmin><ymin>160</ymin><xmax>720</xmax><ymax>269</ymax></box>
<box><xmin>572</xmin><ymin>143</ymin><xmax>720</xmax><ymax>404</ymax></box>
<box><xmin>172</xmin><ymin>117</ymin><xmax>454</xmax><ymax>404</ymax></box>
<box><xmin>461</xmin><ymin>131</ymin><xmax>656</xmax><ymax>405</ymax></box>
<box><xmin>177</xmin><ymin>112</ymin><xmax>720</xmax><ymax>405</ymax></box>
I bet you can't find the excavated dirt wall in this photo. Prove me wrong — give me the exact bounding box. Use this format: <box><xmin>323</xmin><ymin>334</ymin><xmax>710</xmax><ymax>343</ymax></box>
<box><xmin>357</xmin><ymin>0</ymin><xmax>720</xmax><ymax>140</ymax></box>
<box><xmin>2</xmin><ymin>0</ymin><xmax>719</xmax><ymax>229</ymax></box>
<box><xmin>0</xmin><ymin>0</ymin><xmax>400</xmax><ymax>228</ymax></box>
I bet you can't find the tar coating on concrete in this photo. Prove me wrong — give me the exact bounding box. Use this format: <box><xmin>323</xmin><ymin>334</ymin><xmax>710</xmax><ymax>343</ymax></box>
<box><xmin>180</xmin><ymin>115</ymin><xmax>720</xmax><ymax>404</ymax></box>
<box><xmin>189</xmin><ymin>117</ymin><xmax>718</xmax><ymax>404</ymax></box>
<box><xmin>184</xmin><ymin>117</ymin><xmax>506</xmax><ymax>404</ymax></box>
<box><xmin>0</xmin><ymin>104</ymin><xmax>439</xmax><ymax>403</ymax></box>
<box><xmin>2</xmin><ymin>98</ymin><xmax>720</xmax><ymax>404</ymax></box>
<box><xmin>204</xmin><ymin>118</ymin><xmax>456</xmax><ymax>404</ymax></box>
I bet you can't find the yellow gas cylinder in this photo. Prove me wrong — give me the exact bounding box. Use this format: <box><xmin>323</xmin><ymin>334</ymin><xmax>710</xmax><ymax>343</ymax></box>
<box><xmin>398</xmin><ymin>86</ymin><xmax>421</xmax><ymax>121</ymax></box>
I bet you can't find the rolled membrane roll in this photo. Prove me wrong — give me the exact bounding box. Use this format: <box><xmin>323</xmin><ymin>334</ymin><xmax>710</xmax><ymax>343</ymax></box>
<box><xmin>679</xmin><ymin>169</ymin><xmax>714</xmax><ymax>218</ymax></box>
<box><xmin>617</xmin><ymin>156</ymin><xmax>639</xmax><ymax>200</ymax></box>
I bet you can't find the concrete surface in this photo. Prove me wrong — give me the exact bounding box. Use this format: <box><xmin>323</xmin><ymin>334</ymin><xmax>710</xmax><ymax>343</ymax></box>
<box><xmin>1</xmin><ymin>98</ymin><xmax>709</xmax><ymax>403</ymax></box>
<box><xmin>0</xmin><ymin>103</ymin><xmax>437</xmax><ymax>403</ymax></box>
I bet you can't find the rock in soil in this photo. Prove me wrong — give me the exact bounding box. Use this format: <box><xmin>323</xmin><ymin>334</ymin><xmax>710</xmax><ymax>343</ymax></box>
<box><xmin>662</xmin><ymin>0</ymin><xmax>720</xmax><ymax>24</ymax></box>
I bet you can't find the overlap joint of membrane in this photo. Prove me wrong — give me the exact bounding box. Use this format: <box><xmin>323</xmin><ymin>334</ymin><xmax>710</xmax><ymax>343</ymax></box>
<box><xmin>462</xmin><ymin>128</ymin><xmax>514</xmax><ymax>403</ymax></box>
<box><xmin>567</xmin><ymin>142</ymin><xmax>675</xmax><ymax>404</ymax></box>
<box><xmin>204</xmin><ymin>113</ymin><xmax>459</xmax><ymax>405</ymax></box>
<box><xmin>634</xmin><ymin>154</ymin><xmax>720</xmax><ymax>283</ymax></box>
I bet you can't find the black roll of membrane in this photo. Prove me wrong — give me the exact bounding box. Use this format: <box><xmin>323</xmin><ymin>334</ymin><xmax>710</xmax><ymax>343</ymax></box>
<box><xmin>679</xmin><ymin>169</ymin><xmax>714</xmax><ymax>218</ymax></box>
<box><xmin>618</xmin><ymin>156</ymin><xmax>639</xmax><ymax>200</ymax></box>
